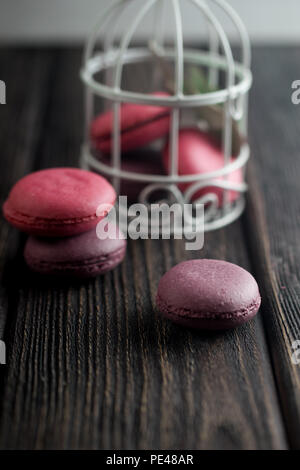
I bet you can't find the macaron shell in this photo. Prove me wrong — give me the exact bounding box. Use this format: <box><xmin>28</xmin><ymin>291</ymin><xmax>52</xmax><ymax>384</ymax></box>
<box><xmin>163</xmin><ymin>129</ymin><xmax>242</xmax><ymax>204</ymax></box>
<box><xmin>3</xmin><ymin>168</ymin><xmax>116</xmax><ymax>237</ymax></box>
<box><xmin>156</xmin><ymin>259</ymin><xmax>261</xmax><ymax>330</ymax></box>
<box><xmin>91</xmin><ymin>92</ymin><xmax>171</xmax><ymax>153</ymax></box>
<box><xmin>24</xmin><ymin>224</ymin><xmax>126</xmax><ymax>278</ymax></box>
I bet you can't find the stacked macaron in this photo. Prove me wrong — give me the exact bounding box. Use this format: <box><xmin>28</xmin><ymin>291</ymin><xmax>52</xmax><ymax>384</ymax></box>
<box><xmin>3</xmin><ymin>167</ymin><xmax>126</xmax><ymax>278</ymax></box>
<box><xmin>91</xmin><ymin>92</ymin><xmax>171</xmax><ymax>154</ymax></box>
<box><xmin>91</xmin><ymin>93</ymin><xmax>171</xmax><ymax>202</ymax></box>
<box><xmin>90</xmin><ymin>92</ymin><xmax>242</xmax><ymax>205</ymax></box>
<box><xmin>163</xmin><ymin>129</ymin><xmax>242</xmax><ymax>205</ymax></box>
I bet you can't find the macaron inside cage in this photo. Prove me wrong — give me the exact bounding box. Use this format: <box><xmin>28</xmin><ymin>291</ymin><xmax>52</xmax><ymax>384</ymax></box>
<box><xmin>80</xmin><ymin>0</ymin><xmax>252</xmax><ymax>233</ymax></box>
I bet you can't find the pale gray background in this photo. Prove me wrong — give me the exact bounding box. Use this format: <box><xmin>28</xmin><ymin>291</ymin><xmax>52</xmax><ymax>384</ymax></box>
<box><xmin>0</xmin><ymin>0</ymin><xmax>299</xmax><ymax>44</ymax></box>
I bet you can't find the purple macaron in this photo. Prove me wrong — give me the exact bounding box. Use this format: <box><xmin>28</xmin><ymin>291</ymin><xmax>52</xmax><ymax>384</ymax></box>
<box><xmin>24</xmin><ymin>223</ymin><xmax>126</xmax><ymax>278</ymax></box>
<box><xmin>156</xmin><ymin>259</ymin><xmax>261</xmax><ymax>330</ymax></box>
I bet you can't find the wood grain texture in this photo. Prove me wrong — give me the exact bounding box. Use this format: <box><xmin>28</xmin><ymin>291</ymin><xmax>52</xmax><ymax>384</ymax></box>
<box><xmin>245</xmin><ymin>47</ymin><xmax>300</xmax><ymax>448</ymax></box>
<box><xmin>0</xmin><ymin>46</ymin><xmax>298</xmax><ymax>450</ymax></box>
<box><xmin>0</xmin><ymin>49</ymin><xmax>55</xmax><ymax>339</ymax></box>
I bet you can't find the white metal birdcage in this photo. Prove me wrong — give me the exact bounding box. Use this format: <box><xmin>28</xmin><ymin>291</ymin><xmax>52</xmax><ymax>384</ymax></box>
<box><xmin>80</xmin><ymin>0</ymin><xmax>252</xmax><ymax>233</ymax></box>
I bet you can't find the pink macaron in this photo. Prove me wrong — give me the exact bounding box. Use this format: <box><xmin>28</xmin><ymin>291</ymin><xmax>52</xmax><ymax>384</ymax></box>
<box><xmin>3</xmin><ymin>168</ymin><xmax>116</xmax><ymax>237</ymax></box>
<box><xmin>156</xmin><ymin>259</ymin><xmax>261</xmax><ymax>330</ymax></box>
<box><xmin>91</xmin><ymin>92</ymin><xmax>171</xmax><ymax>153</ymax></box>
<box><xmin>163</xmin><ymin>129</ymin><xmax>243</xmax><ymax>205</ymax></box>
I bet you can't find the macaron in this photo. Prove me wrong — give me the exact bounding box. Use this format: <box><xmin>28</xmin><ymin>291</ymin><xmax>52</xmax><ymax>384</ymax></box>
<box><xmin>3</xmin><ymin>168</ymin><xmax>116</xmax><ymax>237</ymax></box>
<box><xmin>156</xmin><ymin>259</ymin><xmax>261</xmax><ymax>330</ymax></box>
<box><xmin>163</xmin><ymin>129</ymin><xmax>242</xmax><ymax>205</ymax></box>
<box><xmin>91</xmin><ymin>92</ymin><xmax>171</xmax><ymax>153</ymax></box>
<box><xmin>24</xmin><ymin>224</ymin><xmax>126</xmax><ymax>278</ymax></box>
<box><xmin>98</xmin><ymin>149</ymin><xmax>166</xmax><ymax>202</ymax></box>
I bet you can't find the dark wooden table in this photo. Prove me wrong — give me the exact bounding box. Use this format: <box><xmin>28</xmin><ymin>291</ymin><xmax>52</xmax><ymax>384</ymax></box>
<box><xmin>0</xmin><ymin>46</ymin><xmax>299</xmax><ymax>450</ymax></box>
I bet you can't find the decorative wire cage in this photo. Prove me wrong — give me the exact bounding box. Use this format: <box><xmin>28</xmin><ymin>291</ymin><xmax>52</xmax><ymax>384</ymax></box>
<box><xmin>80</xmin><ymin>0</ymin><xmax>252</xmax><ymax>233</ymax></box>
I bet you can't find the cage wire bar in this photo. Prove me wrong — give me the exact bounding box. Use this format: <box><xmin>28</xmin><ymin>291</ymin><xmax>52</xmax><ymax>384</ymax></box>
<box><xmin>80</xmin><ymin>0</ymin><xmax>252</xmax><ymax>232</ymax></box>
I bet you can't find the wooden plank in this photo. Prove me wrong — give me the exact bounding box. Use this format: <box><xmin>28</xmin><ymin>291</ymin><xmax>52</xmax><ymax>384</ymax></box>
<box><xmin>0</xmin><ymin>48</ymin><xmax>290</xmax><ymax>449</ymax></box>
<box><xmin>0</xmin><ymin>48</ymin><xmax>55</xmax><ymax>339</ymax></box>
<box><xmin>244</xmin><ymin>46</ymin><xmax>300</xmax><ymax>449</ymax></box>
<box><xmin>0</xmin><ymin>235</ymin><xmax>288</xmax><ymax>449</ymax></box>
